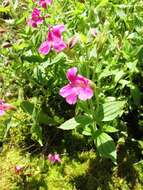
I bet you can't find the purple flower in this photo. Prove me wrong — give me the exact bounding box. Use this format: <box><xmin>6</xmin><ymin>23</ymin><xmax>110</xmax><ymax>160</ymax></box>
<box><xmin>39</xmin><ymin>0</ymin><xmax>52</xmax><ymax>8</ymax></box>
<box><xmin>0</xmin><ymin>99</ymin><xmax>15</xmax><ymax>116</ymax></box>
<box><xmin>27</xmin><ymin>8</ymin><xmax>43</xmax><ymax>28</ymax></box>
<box><xmin>38</xmin><ymin>24</ymin><xmax>67</xmax><ymax>55</ymax></box>
<box><xmin>60</xmin><ymin>67</ymin><xmax>93</xmax><ymax>105</ymax></box>
<box><xmin>48</xmin><ymin>153</ymin><xmax>61</xmax><ymax>164</ymax></box>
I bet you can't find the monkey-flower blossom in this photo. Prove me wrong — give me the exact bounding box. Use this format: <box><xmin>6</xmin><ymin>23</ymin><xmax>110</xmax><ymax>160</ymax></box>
<box><xmin>27</xmin><ymin>8</ymin><xmax>43</xmax><ymax>28</ymax></box>
<box><xmin>0</xmin><ymin>99</ymin><xmax>15</xmax><ymax>116</ymax></box>
<box><xmin>60</xmin><ymin>67</ymin><xmax>93</xmax><ymax>105</ymax></box>
<box><xmin>38</xmin><ymin>24</ymin><xmax>67</xmax><ymax>55</ymax></box>
<box><xmin>48</xmin><ymin>153</ymin><xmax>61</xmax><ymax>164</ymax></box>
<box><xmin>39</xmin><ymin>0</ymin><xmax>52</xmax><ymax>8</ymax></box>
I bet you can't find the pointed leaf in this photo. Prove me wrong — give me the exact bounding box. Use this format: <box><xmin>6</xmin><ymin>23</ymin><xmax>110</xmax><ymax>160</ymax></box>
<box><xmin>58</xmin><ymin>118</ymin><xmax>80</xmax><ymax>130</ymax></box>
<box><xmin>94</xmin><ymin>130</ymin><xmax>116</xmax><ymax>163</ymax></box>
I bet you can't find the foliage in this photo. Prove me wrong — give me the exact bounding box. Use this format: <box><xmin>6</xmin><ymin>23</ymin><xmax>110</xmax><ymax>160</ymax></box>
<box><xmin>0</xmin><ymin>0</ymin><xmax>143</xmax><ymax>182</ymax></box>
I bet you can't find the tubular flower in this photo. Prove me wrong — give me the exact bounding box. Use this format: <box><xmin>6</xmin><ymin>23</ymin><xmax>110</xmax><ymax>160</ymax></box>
<box><xmin>0</xmin><ymin>99</ymin><xmax>15</xmax><ymax>116</ymax></box>
<box><xmin>60</xmin><ymin>67</ymin><xmax>94</xmax><ymax>105</ymax></box>
<box><xmin>48</xmin><ymin>153</ymin><xmax>61</xmax><ymax>164</ymax></box>
<box><xmin>38</xmin><ymin>24</ymin><xmax>67</xmax><ymax>55</ymax></box>
<box><xmin>39</xmin><ymin>0</ymin><xmax>52</xmax><ymax>8</ymax></box>
<box><xmin>27</xmin><ymin>8</ymin><xmax>43</xmax><ymax>28</ymax></box>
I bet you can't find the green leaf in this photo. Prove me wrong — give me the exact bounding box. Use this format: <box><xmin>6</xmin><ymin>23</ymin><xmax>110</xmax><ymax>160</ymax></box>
<box><xmin>41</xmin><ymin>52</ymin><xmax>67</xmax><ymax>67</ymax></box>
<box><xmin>126</xmin><ymin>60</ymin><xmax>138</xmax><ymax>73</ymax></box>
<box><xmin>76</xmin><ymin>115</ymin><xmax>93</xmax><ymax>125</ymax></box>
<box><xmin>58</xmin><ymin>118</ymin><xmax>80</xmax><ymax>130</ymax></box>
<box><xmin>102</xmin><ymin>125</ymin><xmax>119</xmax><ymax>133</ymax></box>
<box><xmin>96</xmin><ymin>101</ymin><xmax>125</xmax><ymax>122</ymax></box>
<box><xmin>114</xmin><ymin>70</ymin><xmax>125</xmax><ymax>83</ymax></box>
<box><xmin>21</xmin><ymin>101</ymin><xmax>34</xmax><ymax>115</ymax></box>
<box><xmin>103</xmin><ymin>101</ymin><xmax>125</xmax><ymax>121</ymax></box>
<box><xmin>58</xmin><ymin>115</ymin><xmax>93</xmax><ymax>130</ymax></box>
<box><xmin>119</xmin><ymin>79</ymin><xmax>130</xmax><ymax>88</ymax></box>
<box><xmin>31</xmin><ymin>124</ymin><xmax>43</xmax><ymax>146</ymax></box>
<box><xmin>0</xmin><ymin>6</ymin><xmax>10</xmax><ymax>13</ymax></box>
<box><xmin>0</xmin><ymin>127</ymin><xmax>5</xmax><ymax>141</ymax></box>
<box><xmin>94</xmin><ymin>130</ymin><xmax>116</xmax><ymax>163</ymax></box>
<box><xmin>38</xmin><ymin>111</ymin><xmax>57</xmax><ymax>126</ymax></box>
<box><xmin>21</xmin><ymin>55</ymin><xmax>43</xmax><ymax>62</ymax></box>
<box><xmin>82</xmin><ymin>125</ymin><xmax>92</xmax><ymax>136</ymax></box>
<box><xmin>51</xmin><ymin>52</ymin><xmax>67</xmax><ymax>64</ymax></box>
<box><xmin>99</xmin><ymin>69</ymin><xmax>115</xmax><ymax>80</ymax></box>
<box><xmin>96</xmin><ymin>0</ymin><xmax>109</xmax><ymax>8</ymax></box>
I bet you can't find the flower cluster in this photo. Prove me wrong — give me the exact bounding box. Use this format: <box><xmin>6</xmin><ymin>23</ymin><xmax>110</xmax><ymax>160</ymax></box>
<box><xmin>27</xmin><ymin>1</ymin><xmax>94</xmax><ymax>105</ymax></box>
<box><xmin>28</xmin><ymin>0</ymin><xmax>67</xmax><ymax>55</ymax></box>
<box><xmin>27</xmin><ymin>0</ymin><xmax>52</xmax><ymax>28</ymax></box>
<box><xmin>48</xmin><ymin>153</ymin><xmax>61</xmax><ymax>164</ymax></box>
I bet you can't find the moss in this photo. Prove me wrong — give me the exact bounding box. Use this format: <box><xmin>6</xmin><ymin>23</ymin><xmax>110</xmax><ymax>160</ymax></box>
<box><xmin>0</xmin><ymin>145</ymin><xmax>143</xmax><ymax>190</ymax></box>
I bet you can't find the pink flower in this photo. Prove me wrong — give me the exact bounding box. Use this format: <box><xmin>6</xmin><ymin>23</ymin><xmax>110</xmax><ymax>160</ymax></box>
<box><xmin>27</xmin><ymin>8</ymin><xmax>43</xmax><ymax>28</ymax></box>
<box><xmin>15</xmin><ymin>166</ymin><xmax>23</xmax><ymax>174</ymax></box>
<box><xmin>39</xmin><ymin>24</ymin><xmax>67</xmax><ymax>55</ymax></box>
<box><xmin>0</xmin><ymin>99</ymin><xmax>15</xmax><ymax>116</ymax></box>
<box><xmin>60</xmin><ymin>67</ymin><xmax>93</xmax><ymax>105</ymax></box>
<box><xmin>48</xmin><ymin>153</ymin><xmax>61</xmax><ymax>164</ymax></box>
<box><xmin>39</xmin><ymin>0</ymin><xmax>52</xmax><ymax>8</ymax></box>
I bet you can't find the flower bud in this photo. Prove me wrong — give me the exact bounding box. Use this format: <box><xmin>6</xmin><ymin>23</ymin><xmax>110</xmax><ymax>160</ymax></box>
<box><xmin>68</xmin><ymin>35</ymin><xmax>79</xmax><ymax>49</ymax></box>
<box><xmin>2</xmin><ymin>42</ymin><xmax>12</xmax><ymax>48</ymax></box>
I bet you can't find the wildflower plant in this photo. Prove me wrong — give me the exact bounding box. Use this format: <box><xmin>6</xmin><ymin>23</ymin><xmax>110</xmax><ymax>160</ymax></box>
<box><xmin>0</xmin><ymin>0</ymin><xmax>143</xmax><ymax>165</ymax></box>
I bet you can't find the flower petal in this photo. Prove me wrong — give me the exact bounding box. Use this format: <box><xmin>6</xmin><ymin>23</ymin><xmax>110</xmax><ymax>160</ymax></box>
<box><xmin>53</xmin><ymin>40</ymin><xmax>67</xmax><ymax>53</ymax></box>
<box><xmin>76</xmin><ymin>75</ymin><xmax>89</xmax><ymax>85</ymax></box>
<box><xmin>27</xmin><ymin>19</ymin><xmax>37</xmax><ymax>28</ymax></box>
<box><xmin>54</xmin><ymin>154</ymin><xmax>61</xmax><ymax>163</ymax></box>
<box><xmin>48</xmin><ymin>154</ymin><xmax>55</xmax><ymax>163</ymax></box>
<box><xmin>36</xmin><ymin>18</ymin><xmax>43</xmax><ymax>24</ymax></box>
<box><xmin>39</xmin><ymin>41</ymin><xmax>51</xmax><ymax>55</ymax></box>
<box><xmin>3</xmin><ymin>104</ymin><xmax>15</xmax><ymax>110</ymax></box>
<box><xmin>53</xmin><ymin>24</ymin><xmax>65</xmax><ymax>35</ymax></box>
<box><xmin>78</xmin><ymin>87</ymin><xmax>93</xmax><ymax>100</ymax></box>
<box><xmin>0</xmin><ymin>99</ymin><xmax>4</xmax><ymax>104</ymax></box>
<box><xmin>32</xmin><ymin>8</ymin><xmax>41</xmax><ymax>18</ymax></box>
<box><xmin>59</xmin><ymin>84</ymin><xmax>74</xmax><ymax>98</ymax></box>
<box><xmin>39</xmin><ymin>1</ymin><xmax>46</xmax><ymax>8</ymax></box>
<box><xmin>66</xmin><ymin>67</ymin><xmax>77</xmax><ymax>82</ymax></box>
<box><xmin>0</xmin><ymin>110</ymin><xmax>5</xmax><ymax>116</ymax></box>
<box><xmin>66</xmin><ymin>94</ymin><xmax>77</xmax><ymax>105</ymax></box>
<box><xmin>45</xmin><ymin>0</ymin><xmax>52</xmax><ymax>5</ymax></box>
